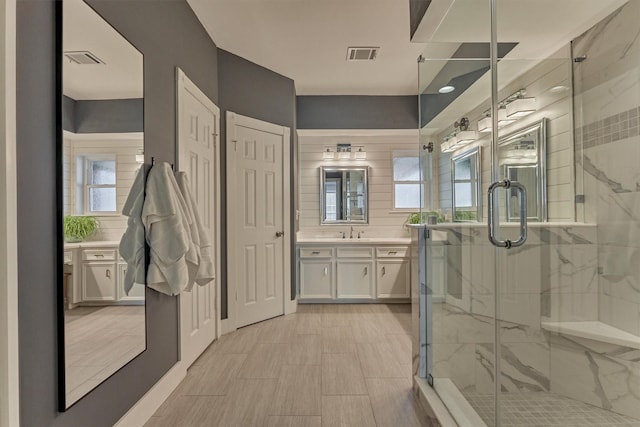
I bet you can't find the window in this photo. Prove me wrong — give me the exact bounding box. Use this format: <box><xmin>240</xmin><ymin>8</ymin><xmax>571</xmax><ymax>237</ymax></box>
<box><xmin>392</xmin><ymin>152</ymin><xmax>424</xmax><ymax>209</ymax></box>
<box><xmin>77</xmin><ymin>155</ymin><xmax>117</xmax><ymax>214</ymax></box>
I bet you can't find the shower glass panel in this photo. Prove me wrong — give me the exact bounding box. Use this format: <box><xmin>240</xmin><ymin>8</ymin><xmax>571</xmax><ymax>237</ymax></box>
<box><xmin>418</xmin><ymin>0</ymin><xmax>640</xmax><ymax>426</ymax></box>
<box><xmin>417</xmin><ymin>4</ymin><xmax>496</xmax><ymax>420</ymax></box>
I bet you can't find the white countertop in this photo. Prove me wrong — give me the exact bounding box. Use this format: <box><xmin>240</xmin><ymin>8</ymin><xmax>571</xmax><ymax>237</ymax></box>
<box><xmin>296</xmin><ymin>236</ymin><xmax>411</xmax><ymax>245</ymax></box>
<box><xmin>64</xmin><ymin>240</ymin><xmax>120</xmax><ymax>250</ymax></box>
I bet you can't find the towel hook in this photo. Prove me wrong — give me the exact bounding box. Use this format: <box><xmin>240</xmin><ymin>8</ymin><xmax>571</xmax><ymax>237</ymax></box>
<box><xmin>150</xmin><ymin>157</ymin><xmax>175</xmax><ymax>171</ymax></box>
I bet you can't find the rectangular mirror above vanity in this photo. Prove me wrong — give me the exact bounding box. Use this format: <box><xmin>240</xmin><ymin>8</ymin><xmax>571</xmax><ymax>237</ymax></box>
<box><xmin>320</xmin><ymin>166</ymin><xmax>368</xmax><ymax>224</ymax></box>
<box><xmin>59</xmin><ymin>0</ymin><xmax>145</xmax><ymax>409</ymax></box>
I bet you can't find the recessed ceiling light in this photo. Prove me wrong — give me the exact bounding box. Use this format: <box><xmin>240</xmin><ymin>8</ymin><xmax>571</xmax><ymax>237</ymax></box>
<box><xmin>439</xmin><ymin>85</ymin><xmax>455</xmax><ymax>94</ymax></box>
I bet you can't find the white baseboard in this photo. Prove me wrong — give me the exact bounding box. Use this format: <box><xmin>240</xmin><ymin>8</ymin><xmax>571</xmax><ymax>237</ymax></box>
<box><xmin>221</xmin><ymin>318</ymin><xmax>235</xmax><ymax>335</ymax></box>
<box><xmin>284</xmin><ymin>298</ymin><xmax>297</xmax><ymax>315</ymax></box>
<box><xmin>114</xmin><ymin>362</ymin><xmax>187</xmax><ymax>427</ymax></box>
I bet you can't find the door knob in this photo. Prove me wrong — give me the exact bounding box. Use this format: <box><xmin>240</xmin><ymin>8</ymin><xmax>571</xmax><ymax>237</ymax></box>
<box><xmin>276</xmin><ymin>231</ymin><xmax>285</xmax><ymax>237</ymax></box>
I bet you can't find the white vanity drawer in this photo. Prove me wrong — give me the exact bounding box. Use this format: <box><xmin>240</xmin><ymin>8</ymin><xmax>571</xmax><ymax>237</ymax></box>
<box><xmin>82</xmin><ymin>249</ymin><xmax>116</xmax><ymax>261</ymax></box>
<box><xmin>376</xmin><ymin>247</ymin><xmax>410</xmax><ymax>258</ymax></box>
<box><xmin>300</xmin><ymin>248</ymin><xmax>333</xmax><ymax>258</ymax></box>
<box><xmin>337</xmin><ymin>247</ymin><xmax>373</xmax><ymax>258</ymax></box>
<box><xmin>63</xmin><ymin>250</ymin><xmax>74</xmax><ymax>264</ymax></box>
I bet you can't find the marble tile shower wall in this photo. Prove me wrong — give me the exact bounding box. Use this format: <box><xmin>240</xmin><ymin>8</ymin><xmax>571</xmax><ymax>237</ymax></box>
<box><xmin>574</xmin><ymin>0</ymin><xmax>640</xmax><ymax>337</ymax></box>
<box><xmin>554</xmin><ymin>1</ymin><xmax>640</xmax><ymax>419</ymax></box>
<box><xmin>431</xmin><ymin>225</ymin><xmax>597</xmax><ymax>398</ymax></box>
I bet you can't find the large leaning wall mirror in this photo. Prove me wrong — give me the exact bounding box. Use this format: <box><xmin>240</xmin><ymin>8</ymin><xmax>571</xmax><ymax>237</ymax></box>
<box><xmin>451</xmin><ymin>147</ymin><xmax>481</xmax><ymax>222</ymax></box>
<box><xmin>498</xmin><ymin>118</ymin><xmax>547</xmax><ymax>222</ymax></box>
<box><xmin>59</xmin><ymin>0</ymin><xmax>145</xmax><ymax>409</ymax></box>
<box><xmin>320</xmin><ymin>167</ymin><xmax>369</xmax><ymax>224</ymax></box>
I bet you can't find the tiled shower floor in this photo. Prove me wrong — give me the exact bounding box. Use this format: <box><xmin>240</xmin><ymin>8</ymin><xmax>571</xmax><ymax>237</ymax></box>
<box><xmin>464</xmin><ymin>391</ymin><xmax>640</xmax><ymax>426</ymax></box>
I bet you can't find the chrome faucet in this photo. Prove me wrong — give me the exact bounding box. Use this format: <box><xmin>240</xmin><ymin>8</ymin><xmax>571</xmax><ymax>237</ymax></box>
<box><xmin>349</xmin><ymin>226</ymin><xmax>354</xmax><ymax>239</ymax></box>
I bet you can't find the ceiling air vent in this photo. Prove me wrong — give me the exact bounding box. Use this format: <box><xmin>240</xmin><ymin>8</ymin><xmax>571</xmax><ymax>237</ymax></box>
<box><xmin>64</xmin><ymin>51</ymin><xmax>105</xmax><ymax>65</ymax></box>
<box><xmin>346</xmin><ymin>47</ymin><xmax>379</xmax><ymax>61</ymax></box>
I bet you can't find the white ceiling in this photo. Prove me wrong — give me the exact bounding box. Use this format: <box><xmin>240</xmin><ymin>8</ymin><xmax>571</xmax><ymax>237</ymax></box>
<box><xmin>188</xmin><ymin>0</ymin><xmax>627</xmax><ymax>100</ymax></box>
<box><xmin>63</xmin><ymin>0</ymin><xmax>143</xmax><ymax>100</ymax></box>
<box><xmin>187</xmin><ymin>0</ymin><xmax>426</xmax><ymax>95</ymax></box>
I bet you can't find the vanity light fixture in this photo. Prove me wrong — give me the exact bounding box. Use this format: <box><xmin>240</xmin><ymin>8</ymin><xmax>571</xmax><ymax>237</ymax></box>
<box><xmin>479</xmin><ymin>106</ymin><xmax>516</xmax><ymax>132</ymax></box>
<box><xmin>506</xmin><ymin>90</ymin><xmax>536</xmax><ymax>119</ymax></box>
<box><xmin>477</xmin><ymin>89</ymin><xmax>535</xmax><ymax>132</ymax></box>
<box><xmin>497</xmin><ymin>107</ymin><xmax>517</xmax><ymax>127</ymax></box>
<box><xmin>322</xmin><ymin>146</ymin><xmax>335</xmax><ymax>160</ymax></box>
<box><xmin>337</xmin><ymin>143</ymin><xmax>352</xmax><ymax>160</ymax></box>
<box><xmin>441</xmin><ymin>117</ymin><xmax>477</xmax><ymax>153</ymax></box>
<box><xmin>354</xmin><ymin>146</ymin><xmax>367</xmax><ymax>160</ymax></box>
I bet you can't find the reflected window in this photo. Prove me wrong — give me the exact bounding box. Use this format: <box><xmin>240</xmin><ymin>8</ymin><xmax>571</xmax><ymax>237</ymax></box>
<box><xmin>78</xmin><ymin>155</ymin><xmax>117</xmax><ymax>214</ymax></box>
<box><xmin>393</xmin><ymin>152</ymin><xmax>424</xmax><ymax>209</ymax></box>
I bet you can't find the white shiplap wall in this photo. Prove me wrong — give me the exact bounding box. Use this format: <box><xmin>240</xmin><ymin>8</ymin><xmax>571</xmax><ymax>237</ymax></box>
<box><xmin>436</xmin><ymin>46</ymin><xmax>575</xmax><ymax>222</ymax></box>
<box><xmin>63</xmin><ymin>132</ymin><xmax>143</xmax><ymax>241</ymax></box>
<box><xmin>298</xmin><ymin>131</ymin><xmax>419</xmax><ymax>238</ymax></box>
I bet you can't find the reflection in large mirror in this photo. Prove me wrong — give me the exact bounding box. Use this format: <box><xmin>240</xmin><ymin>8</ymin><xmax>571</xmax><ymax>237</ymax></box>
<box><xmin>498</xmin><ymin>119</ymin><xmax>547</xmax><ymax>222</ymax></box>
<box><xmin>451</xmin><ymin>147</ymin><xmax>481</xmax><ymax>222</ymax></box>
<box><xmin>320</xmin><ymin>167</ymin><xmax>368</xmax><ymax>224</ymax></box>
<box><xmin>60</xmin><ymin>0</ymin><xmax>145</xmax><ymax>409</ymax></box>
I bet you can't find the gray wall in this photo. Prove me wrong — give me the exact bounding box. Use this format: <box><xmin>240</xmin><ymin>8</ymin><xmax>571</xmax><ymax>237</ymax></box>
<box><xmin>218</xmin><ymin>49</ymin><xmax>297</xmax><ymax>318</ymax></box>
<box><xmin>63</xmin><ymin>96</ymin><xmax>144</xmax><ymax>133</ymax></box>
<box><xmin>296</xmin><ymin>95</ymin><xmax>418</xmax><ymax>129</ymax></box>
<box><xmin>17</xmin><ymin>1</ymin><xmax>218</xmax><ymax>425</ymax></box>
<box><xmin>409</xmin><ymin>0</ymin><xmax>431</xmax><ymax>38</ymax></box>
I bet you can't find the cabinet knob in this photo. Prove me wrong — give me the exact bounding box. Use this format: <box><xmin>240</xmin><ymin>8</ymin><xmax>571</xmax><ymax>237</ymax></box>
<box><xmin>364</xmin><ymin>267</ymin><xmax>368</xmax><ymax>276</ymax></box>
<box><xmin>106</xmin><ymin>269</ymin><xmax>111</xmax><ymax>278</ymax></box>
<box><xmin>382</xmin><ymin>266</ymin><xmax>386</xmax><ymax>276</ymax></box>
<box><xmin>324</xmin><ymin>267</ymin><xmax>328</xmax><ymax>276</ymax></box>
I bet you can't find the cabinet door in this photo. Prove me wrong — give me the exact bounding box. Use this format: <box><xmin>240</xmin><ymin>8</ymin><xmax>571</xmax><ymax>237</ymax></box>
<box><xmin>376</xmin><ymin>259</ymin><xmax>410</xmax><ymax>298</ymax></box>
<box><xmin>118</xmin><ymin>263</ymin><xmax>145</xmax><ymax>301</ymax></box>
<box><xmin>81</xmin><ymin>262</ymin><xmax>117</xmax><ymax>301</ymax></box>
<box><xmin>300</xmin><ymin>260</ymin><xmax>333</xmax><ymax>299</ymax></box>
<box><xmin>336</xmin><ymin>261</ymin><xmax>374</xmax><ymax>299</ymax></box>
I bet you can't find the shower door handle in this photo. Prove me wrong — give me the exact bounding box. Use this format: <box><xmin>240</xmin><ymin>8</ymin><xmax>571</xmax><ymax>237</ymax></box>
<box><xmin>487</xmin><ymin>179</ymin><xmax>527</xmax><ymax>249</ymax></box>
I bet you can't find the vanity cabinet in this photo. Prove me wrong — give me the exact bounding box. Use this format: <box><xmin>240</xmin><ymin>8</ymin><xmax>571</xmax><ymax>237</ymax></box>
<box><xmin>299</xmin><ymin>248</ymin><xmax>334</xmax><ymax>299</ymax></box>
<box><xmin>65</xmin><ymin>242</ymin><xmax>144</xmax><ymax>306</ymax></box>
<box><xmin>298</xmin><ymin>242</ymin><xmax>411</xmax><ymax>302</ymax></box>
<box><xmin>82</xmin><ymin>262</ymin><xmax>117</xmax><ymax>302</ymax></box>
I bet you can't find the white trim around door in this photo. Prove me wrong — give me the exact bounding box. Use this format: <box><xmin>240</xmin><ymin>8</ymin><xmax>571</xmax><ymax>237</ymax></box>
<box><xmin>0</xmin><ymin>0</ymin><xmax>19</xmax><ymax>425</ymax></box>
<box><xmin>225</xmin><ymin>111</ymin><xmax>294</xmax><ymax>333</ymax></box>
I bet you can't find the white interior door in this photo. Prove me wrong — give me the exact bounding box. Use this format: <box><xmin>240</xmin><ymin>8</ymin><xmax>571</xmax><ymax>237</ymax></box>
<box><xmin>227</xmin><ymin>112</ymin><xmax>291</xmax><ymax>329</ymax></box>
<box><xmin>176</xmin><ymin>68</ymin><xmax>220</xmax><ymax>367</ymax></box>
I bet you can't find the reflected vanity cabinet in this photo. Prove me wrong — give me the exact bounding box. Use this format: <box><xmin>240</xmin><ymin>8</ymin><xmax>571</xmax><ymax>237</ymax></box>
<box><xmin>63</xmin><ymin>243</ymin><xmax>144</xmax><ymax>308</ymax></box>
<box><xmin>297</xmin><ymin>243</ymin><xmax>411</xmax><ymax>301</ymax></box>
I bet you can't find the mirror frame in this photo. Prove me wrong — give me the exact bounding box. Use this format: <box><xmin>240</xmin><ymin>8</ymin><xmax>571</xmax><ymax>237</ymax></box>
<box><xmin>498</xmin><ymin>118</ymin><xmax>548</xmax><ymax>222</ymax></box>
<box><xmin>320</xmin><ymin>166</ymin><xmax>369</xmax><ymax>225</ymax></box>
<box><xmin>56</xmin><ymin>0</ymin><xmax>146</xmax><ymax>411</ymax></box>
<box><xmin>451</xmin><ymin>146</ymin><xmax>482</xmax><ymax>222</ymax></box>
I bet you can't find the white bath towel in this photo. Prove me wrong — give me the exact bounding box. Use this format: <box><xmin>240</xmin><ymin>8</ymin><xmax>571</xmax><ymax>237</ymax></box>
<box><xmin>119</xmin><ymin>166</ymin><xmax>146</xmax><ymax>295</ymax></box>
<box><xmin>175</xmin><ymin>172</ymin><xmax>215</xmax><ymax>291</ymax></box>
<box><xmin>142</xmin><ymin>162</ymin><xmax>196</xmax><ymax>296</ymax></box>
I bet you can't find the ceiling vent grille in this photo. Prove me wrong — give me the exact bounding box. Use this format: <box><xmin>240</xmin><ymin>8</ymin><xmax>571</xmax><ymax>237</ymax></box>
<box><xmin>64</xmin><ymin>51</ymin><xmax>105</xmax><ymax>65</ymax></box>
<box><xmin>346</xmin><ymin>47</ymin><xmax>379</xmax><ymax>61</ymax></box>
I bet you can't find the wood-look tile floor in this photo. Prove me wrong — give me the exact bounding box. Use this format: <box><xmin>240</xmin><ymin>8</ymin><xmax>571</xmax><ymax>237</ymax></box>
<box><xmin>146</xmin><ymin>304</ymin><xmax>434</xmax><ymax>427</ymax></box>
<box><xmin>65</xmin><ymin>305</ymin><xmax>145</xmax><ymax>405</ymax></box>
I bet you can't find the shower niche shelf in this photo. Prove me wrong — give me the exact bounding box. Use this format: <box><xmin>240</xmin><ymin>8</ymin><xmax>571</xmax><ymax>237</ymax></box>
<box><xmin>541</xmin><ymin>320</ymin><xmax>640</xmax><ymax>350</ymax></box>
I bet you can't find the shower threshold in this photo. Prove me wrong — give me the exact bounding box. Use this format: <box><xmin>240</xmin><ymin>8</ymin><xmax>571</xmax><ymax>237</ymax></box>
<box><xmin>416</xmin><ymin>376</ymin><xmax>640</xmax><ymax>426</ymax></box>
